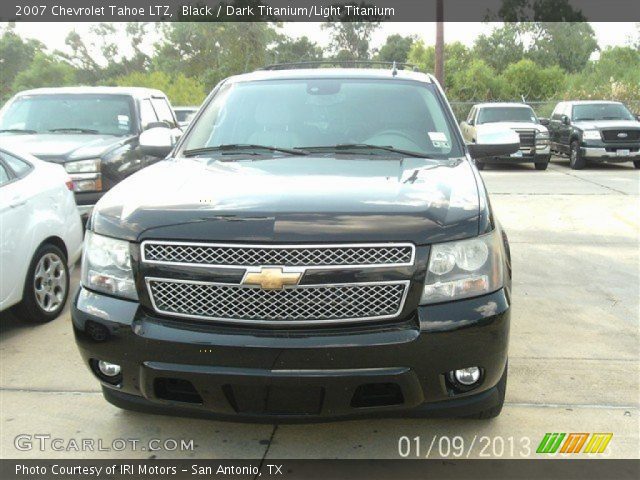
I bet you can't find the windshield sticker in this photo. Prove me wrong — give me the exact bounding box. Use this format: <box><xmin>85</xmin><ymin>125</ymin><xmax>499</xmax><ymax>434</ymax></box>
<box><xmin>117</xmin><ymin>115</ymin><xmax>130</xmax><ymax>130</ymax></box>
<box><xmin>428</xmin><ymin>131</ymin><xmax>450</xmax><ymax>149</ymax></box>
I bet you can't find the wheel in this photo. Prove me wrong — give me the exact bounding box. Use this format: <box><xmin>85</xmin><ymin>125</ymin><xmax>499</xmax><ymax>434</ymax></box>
<box><xmin>12</xmin><ymin>243</ymin><xmax>69</xmax><ymax>323</ymax></box>
<box><xmin>534</xmin><ymin>162</ymin><xmax>548</xmax><ymax>170</ymax></box>
<box><xmin>569</xmin><ymin>141</ymin><xmax>586</xmax><ymax>170</ymax></box>
<box><xmin>465</xmin><ymin>362</ymin><xmax>508</xmax><ymax>419</ymax></box>
<box><xmin>634</xmin><ymin>161</ymin><xmax>640</xmax><ymax>169</ymax></box>
<box><xmin>475</xmin><ymin>161</ymin><xmax>485</xmax><ymax>171</ymax></box>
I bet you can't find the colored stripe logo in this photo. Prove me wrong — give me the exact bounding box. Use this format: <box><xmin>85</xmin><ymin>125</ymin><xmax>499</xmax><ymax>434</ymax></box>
<box><xmin>537</xmin><ymin>433</ymin><xmax>612</xmax><ymax>454</ymax></box>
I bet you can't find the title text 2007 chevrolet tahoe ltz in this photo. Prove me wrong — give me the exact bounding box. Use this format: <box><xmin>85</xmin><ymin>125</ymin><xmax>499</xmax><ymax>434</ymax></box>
<box><xmin>73</xmin><ymin>67</ymin><xmax>519</xmax><ymax>421</ymax></box>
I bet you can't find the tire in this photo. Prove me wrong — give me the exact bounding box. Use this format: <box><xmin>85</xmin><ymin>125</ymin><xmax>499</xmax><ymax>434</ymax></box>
<box><xmin>569</xmin><ymin>141</ymin><xmax>586</xmax><ymax>170</ymax></box>
<box><xmin>634</xmin><ymin>161</ymin><xmax>640</xmax><ymax>169</ymax></box>
<box><xmin>534</xmin><ymin>162</ymin><xmax>548</xmax><ymax>170</ymax></box>
<box><xmin>12</xmin><ymin>243</ymin><xmax>69</xmax><ymax>323</ymax></box>
<box><xmin>465</xmin><ymin>362</ymin><xmax>508</xmax><ymax>420</ymax></box>
<box><xmin>475</xmin><ymin>161</ymin><xmax>485</xmax><ymax>171</ymax></box>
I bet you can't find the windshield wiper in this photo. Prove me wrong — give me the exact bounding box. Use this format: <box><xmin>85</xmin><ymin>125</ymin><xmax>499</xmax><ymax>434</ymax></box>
<box><xmin>298</xmin><ymin>144</ymin><xmax>432</xmax><ymax>159</ymax></box>
<box><xmin>0</xmin><ymin>128</ymin><xmax>37</xmax><ymax>134</ymax></box>
<box><xmin>183</xmin><ymin>144</ymin><xmax>309</xmax><ymax>157</ymax></box>
<box><xmin>48</xmin><ymin>128</ymin><xmax>99</xmax><ymax>134</ymax></box>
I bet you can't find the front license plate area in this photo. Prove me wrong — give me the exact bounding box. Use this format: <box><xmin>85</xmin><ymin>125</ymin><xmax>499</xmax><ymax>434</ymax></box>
<box><xmin>617</xmin><ymin>149</ymin><xmax>630</xmax><ymax>157</ymax></box>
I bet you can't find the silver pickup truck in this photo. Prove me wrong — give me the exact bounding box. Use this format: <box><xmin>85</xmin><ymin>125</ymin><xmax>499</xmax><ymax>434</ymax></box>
<box><xmin>460</xmin><ymin>103</ymin><xmax>551</xmax><ymax>170</ymax></box>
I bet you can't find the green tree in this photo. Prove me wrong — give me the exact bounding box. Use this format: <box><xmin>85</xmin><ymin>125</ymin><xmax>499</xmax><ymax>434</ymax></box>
<box><xmin>113</xmin><ymin>71</ymin><xmax>207</xmax><ymax>106</ymax></box>
<box><xmin>11</xmin><ymin>52</ymin><xmax>76</xmax><ymax>92</ymax></box>
<box><xmin>269</xmin><ymin>36</ymin><xmax>324</xmax><ymax>65</ymax></box>
<box><xmin>322</xmin><ymin>22</ymin><xmax>380</xmax><ymax>60</ymax></box>
<box><xmin>0</xmin><ymin>24</ymin><xmax>46</xmax><ymax>100</ymax></box>
<box><xmin>154</xmin><ymin>22</ymin><xmax>278</xmax><ymax>89</ymax></box>
<box><xmin>374</xmin><ymin>34</ymin><xmax>415</xmax><ymax>64</ymax></box>
<box><xmin>448</xmin><ymin>59</ymin><xmax>505</xmax><ymax>101</ymax></box>
<box><xmin>501</xmin><ymin>59</ymin><xmax>565</xmax><ymax>100</ymax></box>
<box><xmin>493</xmin><ymin>0</ymin><xmax>587</xmax><ymax>21</ymax></box>
<box><xmin>473</xmin><ymin>23</ymin><xmax>524</xmax><ymax>72</ymax></box>
<box><xmin>523</xmin><ymin>22</ymin><xmax>598</xmax><ymax>73</ymax></box>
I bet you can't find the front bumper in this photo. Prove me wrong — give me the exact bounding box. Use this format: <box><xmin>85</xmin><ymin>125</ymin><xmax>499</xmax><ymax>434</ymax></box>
<box><xmin>581</xmin><ymin>146</ymin><xmax>640</xmax><ymax>160</ymax></box>
<box><xmin>72</xmin><ymin>287</ymin><xmax>510</xmax><ymax>421</ymax></box>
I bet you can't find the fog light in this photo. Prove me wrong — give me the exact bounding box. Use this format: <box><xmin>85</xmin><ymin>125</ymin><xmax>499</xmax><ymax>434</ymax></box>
<box><xmin>454</xmin><ymin>367</ymin><xmax>481</xmax><ymax>385</ymax></box>
<box><xmin>97</xmin><ymin>361</ymin><xmax>121</xmax><ymax>377</ymax></box>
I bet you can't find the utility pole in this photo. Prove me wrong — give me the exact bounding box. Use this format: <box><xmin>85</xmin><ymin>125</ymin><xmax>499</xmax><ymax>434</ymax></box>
<box><xmin>435</xmin><ymin>0</ymin><xmax>444</xmax><ymax>87</ymax></box>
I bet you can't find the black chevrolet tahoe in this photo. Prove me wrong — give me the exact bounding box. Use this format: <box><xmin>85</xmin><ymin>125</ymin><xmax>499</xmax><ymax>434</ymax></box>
<box><xmin>72</xmin><ymin>67</ymin><xmax>520</xmax><ymax>421</ymax></box>
<box><xmin>546</xmin><ymin>100</ymin><xmax>640</xmax><ymax>169</ymax></box>
<box><xmin>0</xmin><ymin>87</ymin><xmax>182</xmax><ymax>218</ymax></box>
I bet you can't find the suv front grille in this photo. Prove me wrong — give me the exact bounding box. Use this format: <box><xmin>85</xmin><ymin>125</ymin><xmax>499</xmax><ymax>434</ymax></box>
<box><xmin>601</xmin><ymin>129</ymin><xmax>640</xmax><ymax>142</ymax></box>
<box><xmin>146</xmin><ymin>278</ymin><xmax>410</xmax><ymax>325</ymax></box>
<box><xmin>142</xmin><ymin>242</ymin><xmax>415</xmax><ymax>268</ymax></box>
<box><xmin>514</xmin><ymin>129</ymin><xmax>536</xmax><ymax>148</ymax></box>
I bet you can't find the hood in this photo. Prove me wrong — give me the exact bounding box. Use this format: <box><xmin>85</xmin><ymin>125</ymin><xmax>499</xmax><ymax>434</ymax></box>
<box><xmin>476</xmin><ymin>122</ymin><xmax>548</xmax><ymax>134</ymax></box>
<box><xmin>573</xmin><ymin>119</ymin><xmax>640</xmax><ymax>130</ymax></box>
<box><xmin>0</xmin><ymin>133</ymin><xmax>130</xmax><ymax>162</ymax></box>
<box><xmin>92</xmin><ymin>156</ymin><xmax>482</xmax><ymax>245</ymax></box>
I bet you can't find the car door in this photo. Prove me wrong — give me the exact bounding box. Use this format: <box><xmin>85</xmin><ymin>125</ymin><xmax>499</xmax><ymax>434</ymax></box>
<box><xmin>0</xmin><ymin>153</ymin><xmax>35</xmax><ymax>309</ymax></box>
<box><xmin>549</xmin><ymin>103</ymin><xmax>563</xmax><ymax>148</ymax></box>
<box><xmin>558</xmin><ymin>104</ymin><xmax>573</xmax><ymax>151</ymax></box>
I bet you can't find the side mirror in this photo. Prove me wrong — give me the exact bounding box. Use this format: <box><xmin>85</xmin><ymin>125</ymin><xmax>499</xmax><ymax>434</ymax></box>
<box><xmin>145</xmin><ymin>121</ymin><xmax>171</xmax><ymax>130</ymax></box>
<box><xmin>561</xmin><ymin>115</ymin><xmax>570</xmax><ymax>126</ymax></box>
<box><xmin>467</xmin><ymin>126</ymin><xmax>520</xmax><ymax>159</ymax></box>
<box><xmin>636</xmin><ymin>114</ymin><xmax>640</xmax><ymax>122</ymax></box>
<box><xmin>139</xmin><ymin>127</ymin><xmax>175</xmax><ymax>158</ymax></box>
<box><xmin>539</xmin><ymin>117</ymin><xmax>550</xmax><ymax>126</ymax></box>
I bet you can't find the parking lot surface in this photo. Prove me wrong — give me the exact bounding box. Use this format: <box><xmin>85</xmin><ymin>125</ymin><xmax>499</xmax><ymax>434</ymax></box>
<box><xmin>1</xmin><ymin>159</ymin><xmax>638</xmax><ymax>460</ymax></box>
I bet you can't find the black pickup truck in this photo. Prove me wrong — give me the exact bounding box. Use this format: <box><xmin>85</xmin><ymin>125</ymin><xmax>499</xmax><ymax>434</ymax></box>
<box><xmin>0</xmin><ymin>87</ymin><xmax>182</xmax><ymax>218</ymax></box>
<box><xmin>72</xmin><ymin>66</ymin><xmax>520</xmax><ymax>421</ymax></box>
<box><xmin>545</xmin><ymin>100</ymin><xmax>640</xmax><ymax>169</ymax></box>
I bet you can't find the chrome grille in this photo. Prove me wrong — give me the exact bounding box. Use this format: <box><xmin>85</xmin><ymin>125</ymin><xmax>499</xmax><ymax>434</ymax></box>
<box><xmin>146</xmin><ymin>278</ymin><xmax>409</xmax><ymax>325</ymax></box>
<box><xmin>514</xmin><ymin>129</ymin><xmax>536</xmax><ymax>148</ymax></box>
<box><xmin>142</xmin><ymin>242</ymin><xmax>415</xmax><ymax>268</ymax></box>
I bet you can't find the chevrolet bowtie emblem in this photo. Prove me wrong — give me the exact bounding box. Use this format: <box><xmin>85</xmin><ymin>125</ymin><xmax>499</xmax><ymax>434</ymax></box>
<box><xmin>241</xmin><ymin>267</ymin><xmax>302</xmax><ymax>290</ymax></box>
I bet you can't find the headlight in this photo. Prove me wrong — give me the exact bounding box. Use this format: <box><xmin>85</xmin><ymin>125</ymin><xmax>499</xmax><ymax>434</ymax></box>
<box><xmin>71</xmin><ymin>173</ymin><xmax>102</xmax><ymax>192</ymax></box>
<box><xmin>536</xmin><ymin>131</ymin><xmax>549</xmax><ymax>140</ymax></box>
<box><xmin>582</xmin><ymin>130</ymin><xmax>601</xmax><ymax>140</ymax></box>
<box><xmin>420</xmin><ymin>230</ymin><xmax>504</xmax><ymax>305</ymax></box>
<box><xmin>65</xmin><ymin>158</ymin><xmax>101</xmax><ymax>173</ymax></box>
<box><xmin>81</xmin><ymin>231</ymin><xmax>138</xmax><ymax>300</ymax></box>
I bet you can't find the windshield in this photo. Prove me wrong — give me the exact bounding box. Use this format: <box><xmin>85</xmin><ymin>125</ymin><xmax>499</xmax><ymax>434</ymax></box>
<box><xmin>477</xmin><ymin>106</ymin><xmax>537</xmax><ymax>124</ymax></box>
<box><xmin>175</xmin><ymin>109</ymin><xmax>196</xmax><ymax>123</ymax></box>
<box><xmin>182</xmin><ymin>79</ymin><xmax>461</xmax><ymax>158</ymax></box>
<box><xmin>0</xmin><ymin>94</ymin><xmax>135</xmax><ymax>135</ymax></box>
<box><xmin>572</xmin><ymin>103</ymin><xmax>634</xmax><ymax>121</ymax></box>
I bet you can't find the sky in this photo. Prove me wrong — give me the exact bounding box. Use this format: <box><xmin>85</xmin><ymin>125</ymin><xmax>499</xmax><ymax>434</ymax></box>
<box><xmin>9</xmin><ymin>22</ymin><xmax>639</xmax><ymax>56</ymax></box>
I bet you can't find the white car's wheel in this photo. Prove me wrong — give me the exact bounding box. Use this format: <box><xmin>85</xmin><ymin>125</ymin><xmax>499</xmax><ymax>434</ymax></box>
<box><xmin>13</xmin><ymin>243</ymin><xmax>69</xmax><ymax>323</ymax></box>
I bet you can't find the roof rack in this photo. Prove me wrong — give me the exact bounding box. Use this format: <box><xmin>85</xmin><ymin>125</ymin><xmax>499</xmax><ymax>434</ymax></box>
<box><xmin>260</xmin><ymin>60</ymin><xmax>420</xmax><ymax>72</ymax></box>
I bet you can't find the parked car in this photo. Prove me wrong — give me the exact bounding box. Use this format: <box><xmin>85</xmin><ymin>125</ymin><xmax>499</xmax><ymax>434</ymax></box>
<box><xmin>173</xmin><ymin>106</ymin><xmax>199</xmax><ymax>129</ymax></box>
<box><xmin>546</xmin><ymin>100</ymin><xmax>640</xmax><ymax>169</ymax></box>
<box><xmin>73</xmin><ymin>66</ymin><xmax>519</xmax><ymax>421</ymax></box>
<box><xmin>0</xmin><ymin>146</ymin><xmax>83</xmax><ymax>323</ymax></box>
<box><xmin>460</xmin><ymin>103</ymin><xmax>551</xmax><ymax>170</ymax></box>
<box><xmin>0</xmin><ymin>87</ymin><xmax>182</xmax><ymax>219</ymax></box>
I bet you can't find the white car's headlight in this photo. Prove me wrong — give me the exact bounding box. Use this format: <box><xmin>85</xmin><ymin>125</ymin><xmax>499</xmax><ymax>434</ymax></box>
<box><xmin>420</xmin><ymin>230</ymin><xmax>504</xmax><ymax>305</ymax></box>
<box><xmin>65</xmin><ymin>158</ymin><xmax>101</xmax><ymax>173</ymax></box>
<box><xmin>582</xmin><ymin>130</ymin><xmax>601</xmax><ymax>140</ymax></box>
<box><xmin>81</xmin><ymin>231</ymin><xmax>138</xmax><ymax>300</ymax></box>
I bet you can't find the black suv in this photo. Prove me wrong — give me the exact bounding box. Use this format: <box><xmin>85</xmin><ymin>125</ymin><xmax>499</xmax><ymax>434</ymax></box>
<box><xmin>72</xmin><ymin>66</ymin><xmax>519</xmax><ymax>421</ymax></box>
<box><xmin>0</xmin><ymin>87</ymin><xmax>182</xmax><ymax>218</ymax></box>
<box><xmin>546</xmin><ymin>100</ymin><xmax>640</xmax><ymax>169</ymax></box>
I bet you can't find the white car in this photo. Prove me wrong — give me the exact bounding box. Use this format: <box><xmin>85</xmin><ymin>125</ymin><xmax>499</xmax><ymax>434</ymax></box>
<box><xmin>0</xmin><ymin>146</ymin><xmax>83</xmax><ymax>322</ymax></box>
<box><xmin>460</xmin><ymin>103</ymin><xmax>551</xmax><ymax>170</ymax></box>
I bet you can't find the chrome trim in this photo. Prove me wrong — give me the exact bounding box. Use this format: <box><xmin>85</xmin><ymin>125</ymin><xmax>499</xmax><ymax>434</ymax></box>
<box><xmin>582</xmin><ymin>147</ymin><xmax>640</xmax><ymax>158</ymax></box>
<box><xmin>140</xmin><ymin>241</ymin><xmax>416</xmax><ymax>270</ymax></box>
<box><xmin>145</xmin><ymin>276</ymin><xmax>411</xmax><ymax>326</ymax></box>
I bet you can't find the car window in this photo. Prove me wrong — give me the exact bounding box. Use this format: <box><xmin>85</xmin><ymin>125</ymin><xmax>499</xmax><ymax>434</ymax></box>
<box><xmin>184</xmin><ymin>79</ymin><xmax>462</xmax><ymax>159</ymax></box>
<box><xmin>0</xmin><ymin>94</ymin><xmax>134</xmax><ymax>135</ymax></box>
<box><xmin>151</xmin><ymin>98</ymin><xmax>176</xmax><ymax>127</ymax></box>
<box><xmin>467</xmin><ymin>107</ymin><xmax>476</xmax><ymax>123</ymax></box>
<box><xmin>140</xmin><ymin>99</ymin><xmax>159</xmax><ymax>129</ymax></box>
<box><xmin>0</xmin><ymin>163</ymin><xmax>10</xmax><ymax>186</ymax></box>
<box><xmin>477</xmin><ymin>107</ymin><xmax>537</xmax><ymax>124</ymax></box>
<box><xmin>2</xmin><ymin>152</ymin><xmax>32</xmax><ymax>178</ymax></box>
<box><xmin>551</xmin><ymin>103</ymin><xmax>564</xmax><ymax>120</ymax></box>
<box><xmin>572</xmin><ymin>103</ymin><xmax>634</xmax><ymax>122</ymax></box>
